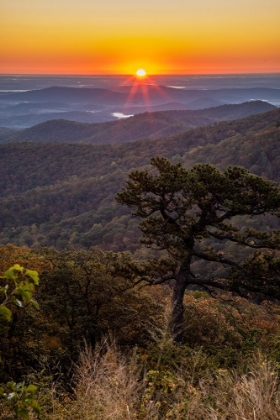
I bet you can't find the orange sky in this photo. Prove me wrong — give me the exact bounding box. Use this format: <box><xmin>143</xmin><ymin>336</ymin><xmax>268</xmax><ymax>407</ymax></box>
<box><xmin>1</xmin><ymin>0</ymin><xmax>280</xmax><ymax>74</ymax></box>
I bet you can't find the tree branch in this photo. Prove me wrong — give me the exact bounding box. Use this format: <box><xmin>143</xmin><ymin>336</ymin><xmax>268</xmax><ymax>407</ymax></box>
<box><xmin>192</xmin><ymin>250</ymin><xmax>240</xmax><ymax>267</ymax></box>
<box><xmin>208</xmin><ymin>230</ymin><xmax>280</xmax><ymax>250</ymax></box>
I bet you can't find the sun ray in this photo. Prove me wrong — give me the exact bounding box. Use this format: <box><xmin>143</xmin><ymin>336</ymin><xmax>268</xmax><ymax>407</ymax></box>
<box><xmin>112</xmin><ymin>69</ymin><xmax>172</xmax><ymax>116</ymax></box>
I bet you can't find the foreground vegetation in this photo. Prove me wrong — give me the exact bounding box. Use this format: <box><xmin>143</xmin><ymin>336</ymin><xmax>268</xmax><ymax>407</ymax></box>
<box><xmin>2</xmin><ymin>342</ymin><xmax>280</xmax><ymax>420</ymax></box>
<box><xmin>1</xmin><ymin>244</ymin><xmax>280</xmax><ymax>418</ymax></box>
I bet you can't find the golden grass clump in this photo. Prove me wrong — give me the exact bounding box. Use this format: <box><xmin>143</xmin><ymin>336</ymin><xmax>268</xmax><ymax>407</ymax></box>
<box><xmin>30</xmin><ymin>346</ymin><xmax>280</xmax><ymax>420</ymax></box>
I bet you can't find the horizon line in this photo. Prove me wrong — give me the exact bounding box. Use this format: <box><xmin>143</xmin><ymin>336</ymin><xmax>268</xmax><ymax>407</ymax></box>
<box><xmin>1</xmin><ymin>72</ymin><xmax>280</xmax><ymax>77</ymax></box>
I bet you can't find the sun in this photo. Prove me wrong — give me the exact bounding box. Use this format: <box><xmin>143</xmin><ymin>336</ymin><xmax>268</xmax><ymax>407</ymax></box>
<box><xmin>136</xmin><ymin>68</ymin><xmax>147</xmax><ymax>78</ymax></box>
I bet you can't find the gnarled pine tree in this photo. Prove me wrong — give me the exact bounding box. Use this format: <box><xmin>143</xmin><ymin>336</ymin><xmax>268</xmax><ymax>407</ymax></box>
<box><xmin>116</xmin><ymin>157</ymin><xmax>280</xmax><ymax>341</ymax></box>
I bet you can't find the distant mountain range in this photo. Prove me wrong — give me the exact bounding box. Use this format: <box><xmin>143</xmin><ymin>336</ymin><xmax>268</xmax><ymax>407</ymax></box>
<box><xmin>113</xmin><ymin>85</ymin><xmax>280</xmax><ymax>103</ymax></box>
<box><xmin>0</xmin><ymin>107</ymin><xmax>279</xmax><ymax>250</ymax></box>
<box><xmin>0</xmin><ymin>101</ymin><xmax>276</xmax><ymax>144</ymax></box>
<box><xmin>1</xmin><ymin>86</ymin><xmax>127</xmax><ymax>104</ymax></box>
<box><xmin>0</xmin><ymin>84</ymin><xmax>279</xmax><ymax>128</ymax></box>
<box><xmin>2</xmin><ymin>85</ymin><xmax>279</xmax><ymax>102</ymax></box>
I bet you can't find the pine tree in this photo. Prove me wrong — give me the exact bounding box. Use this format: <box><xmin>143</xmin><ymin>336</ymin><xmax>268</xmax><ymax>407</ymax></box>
<box><xmin>116</xmin><ymin>157</ymin><xmax>280</xmax><ymax>341</ymax></box>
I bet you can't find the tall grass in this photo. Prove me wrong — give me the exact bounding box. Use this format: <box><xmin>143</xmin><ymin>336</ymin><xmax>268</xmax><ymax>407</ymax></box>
<box><xmin>68</xmin><ymin>341</ymin><xmax>147</xmax><ymax>420</ymax></box>
<box><xmin>3</xmin><ymin>306</ymin><xmax>280</xmax><ymax>419</ymax></box>
<box><xmin>23</xmin><ymin>342</ymin><xmax>279</xmax><ymax>420</ymax></box>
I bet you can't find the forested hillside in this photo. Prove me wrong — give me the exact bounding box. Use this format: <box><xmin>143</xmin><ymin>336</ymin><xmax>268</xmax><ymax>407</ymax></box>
<box><xmin>0</xmin><ymin>127</ymin><xmax>17</xmax><ymax>142</ymax></box>
<box><xmin>1</xmin><ymin>100</ymin><xmax>275</xmax><ymax>145</ymax></box>
<box><xmin>0</xmin><ymin>108</ymin><xmax>279</xmax><ymax>250</ymax></box>
<box><xmin>1</xmin><ymin>104</ymin><xmax>280</xmax><ymax>420</ymax></box>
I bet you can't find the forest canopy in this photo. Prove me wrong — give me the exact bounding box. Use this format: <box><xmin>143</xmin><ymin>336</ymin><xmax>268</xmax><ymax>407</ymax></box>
<box><xmin>0</xmin><ymin>109</ymin><xmax>279</xmax><ymax>251</ymax></box>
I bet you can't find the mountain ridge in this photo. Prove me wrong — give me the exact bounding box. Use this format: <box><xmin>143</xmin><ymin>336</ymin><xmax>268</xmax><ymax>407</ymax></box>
<box><xmin>1</xmin><ymin>100</ymin><xmax>276</xmax><ymax>145</ymax></box>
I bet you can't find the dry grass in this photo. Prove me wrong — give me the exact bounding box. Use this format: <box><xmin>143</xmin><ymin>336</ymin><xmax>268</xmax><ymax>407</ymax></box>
<box><xmin>205</xmin><ymin>357</ymin><xmax>280</xmax><ymax>420</ymax></box>
<box><xmin>45</xmin><ymin>340</ymin><xmax>158</xmax><ymax>420</ymax></box>
<box><xmin>157</xmin><ymin>354</ymin><xmax>280</xmax><ymax>419</ymax></box>
<box><xmin>31</xmin><ymin>346</ymin><xmax>279</xmax><ymax>420</ymax></box>
<box><xmin>3</xmin><ymin>336</ymin><xmax>279</xmax><ymax>420</ymax></box>
<box><xmin>69</xmin><ymin>341</ymin><xmax>143</xmax><ymax>420</ymax></box>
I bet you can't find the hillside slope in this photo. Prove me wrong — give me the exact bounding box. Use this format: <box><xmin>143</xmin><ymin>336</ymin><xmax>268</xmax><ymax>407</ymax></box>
<box><xmin>0</xmin><ymin>108</ymin><xmax>279</xmax><ymax>250</ymax></box>
<box><xmin>1</xmin><ymin>101</ymin><xmax>276</xmax><ymax>145</ymax></box>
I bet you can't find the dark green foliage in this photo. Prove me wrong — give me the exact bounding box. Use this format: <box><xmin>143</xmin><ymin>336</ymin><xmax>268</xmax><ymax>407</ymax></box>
<box><xmin>116</xmin><ymin>157</ymin><xmax>280</xmax><ymax>340</ymax></box>
<box><xmin>0</xmin><ymin>246</ymin><xmax>162</xmax><ymax>382</ymax></box>
<box><xmin>38</xmin><ymin>247</ymin><xmax>161</xmax><ymax>352</ymax></box>
<box><xmin>0</xmin><ymin>381</ymin><xmax>40</xmax><ymax>419</ymax></box>
<box><xmin>0</xmin><ymin>265</ymin><xmax>41</xmax><ymax>419</ymax></box>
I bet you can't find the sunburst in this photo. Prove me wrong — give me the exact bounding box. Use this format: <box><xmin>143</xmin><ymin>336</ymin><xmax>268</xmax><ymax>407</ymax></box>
<box><xmin>136</xmin><ymin>68</ymin><xmax>147</xmax><ymax>78</ymax></box>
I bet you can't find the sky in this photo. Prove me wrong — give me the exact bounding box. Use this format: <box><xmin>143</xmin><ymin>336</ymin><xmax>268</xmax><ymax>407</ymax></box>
<box><xmin>1</xmin><ymin>0</ymin><xmax>280</xmax><ymax>75</ymax></box>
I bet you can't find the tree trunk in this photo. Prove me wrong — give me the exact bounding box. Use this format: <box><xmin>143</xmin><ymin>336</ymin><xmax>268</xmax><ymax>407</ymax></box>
<box><xmin>171</xmin><ymin>264</ymin><xmax>190</xmax><ymax>342</ymax></box>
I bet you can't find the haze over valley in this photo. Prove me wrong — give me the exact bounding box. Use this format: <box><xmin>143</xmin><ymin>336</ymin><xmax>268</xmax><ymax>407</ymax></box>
<box><xmin>1</xmin><ymin>74</ymin><xmax>280</xmax><ymax>129</ymax></box>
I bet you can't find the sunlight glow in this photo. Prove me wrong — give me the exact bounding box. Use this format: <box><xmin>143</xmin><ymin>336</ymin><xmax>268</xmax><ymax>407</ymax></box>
<box><xmin>136</xmin><ymin>69</ymin><xmax>147</xmax><ymax>77</ymax></box>
<box><xmin>1</xmin><ymin>1</ymin><xmax>279</xmax><ymax>74</ymax></box>
<box><xmin>116</xmin><ymin>72</ymin><xmax>169</xmax><ymax>117</ymax></box>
